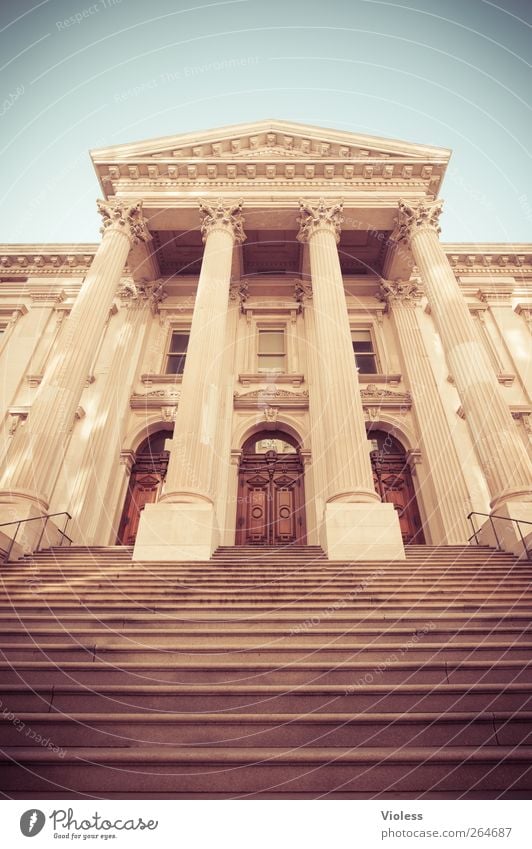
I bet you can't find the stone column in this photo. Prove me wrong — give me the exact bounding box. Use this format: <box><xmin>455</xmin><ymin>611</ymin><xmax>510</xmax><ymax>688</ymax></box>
<box><xmin>70</xmin><ymin>283</ymin><xmax>155</xmax><ymax>544</ymax></box>
<box><xmin>0</xmin><ymin>199</ymin><xmax>150</xmax><ymax>547</ymax></box>
<box><xmin>379</xmin><ymin>278</ymin><xmax>472</xmax><ymax>543</ymax></box>
<box><xmin>297</xmin><ymin>199</ymin><xmax>404</xmax><ymax>560</ymax></box>
<box><xmin>394</xmin><ymin>200</ymin><xmax>532</xmax><ymax>553</ymax></box>
<box><xmin>133</xmin><ymin>199</ymin><xmax>245</xmax><ymax>561</ymax></box>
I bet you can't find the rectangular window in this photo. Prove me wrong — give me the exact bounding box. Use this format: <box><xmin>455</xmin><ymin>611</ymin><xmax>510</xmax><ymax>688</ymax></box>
<box><xmin>352</xmin><ymin>329</ymin><xmax>378</xmax><ymax>374</ymax></box>
<box><xmin>257</xmin><ymin>329</ymin><xmax>286</xmax><ymax>373</ymax></box>
<box><xmin>165</xmin><ymin>331</ymin><xmax>189</xmax><ymax>375</ymax></box>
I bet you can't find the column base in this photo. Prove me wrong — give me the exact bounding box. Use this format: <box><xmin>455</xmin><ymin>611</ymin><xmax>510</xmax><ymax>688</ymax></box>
<box><xmin>320</xmin><ymin>501</ymin><xmax>405</xmax><ymax>561</ymax></box>
<box><xmin>475</xmin><ymin>502</ymin><xmax>532</xmax><ymax>560</ymax></box>
<box><xmin>132</xmin><ymin>501</ymin><xmax>219</xmax><ymax>562</ymax></box>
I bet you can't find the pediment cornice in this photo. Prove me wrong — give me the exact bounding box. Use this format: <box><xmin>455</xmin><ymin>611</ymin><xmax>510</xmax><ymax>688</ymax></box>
<box><xmin>92</xmin><ymin>120</ymin><xmax>449</xmax><ymax>198</ymax></box>
<box><xmin>91</xmin><ymin>120</ymin><xmax>450</xmax><ymax>163</ymax></box>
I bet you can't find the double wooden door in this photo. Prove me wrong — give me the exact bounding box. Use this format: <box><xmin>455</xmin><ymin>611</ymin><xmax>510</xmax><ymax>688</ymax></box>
<box><xmin>236</xmin><ymin>451</ymin><xmax>306</xmax><ymax>546</ymax></box>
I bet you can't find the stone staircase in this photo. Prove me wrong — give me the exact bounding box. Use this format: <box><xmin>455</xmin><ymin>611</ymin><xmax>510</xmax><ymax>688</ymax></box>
<box><xmin>0</xmin><ymin>543</ymin><xmax>531</xmax><ymax>799</ymax></box>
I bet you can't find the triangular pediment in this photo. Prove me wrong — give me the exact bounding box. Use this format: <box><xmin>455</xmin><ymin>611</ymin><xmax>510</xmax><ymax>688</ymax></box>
<box><xmin>91</xmin><ymin>119</ymin><xmax>450</xmax><ymax>164</ymax></box>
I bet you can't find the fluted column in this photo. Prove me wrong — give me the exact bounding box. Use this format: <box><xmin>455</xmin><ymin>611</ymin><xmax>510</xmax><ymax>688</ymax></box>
<box><xmin>70</xmin><ymin>284</ymin><xmax>155</xmax><ymax>543</ymax></box>
<box><xmin>0</xmin><ymin>199</ymin><xmax>150</xmax><ymax>517</ymax></box>
<box><xmin>297</xmin><ymin>199</ymin><xmax>378</xmax><ymax>503</ymax></box>
<box><xmin>295</xmin><ymin>279</ymin><xmax>328</xmax><ymax>528</ymax></box>
<box><xmin>160</xmin><ymin>199</ymin><xmax>245</xmax><ymax>503</ymax></box>
<box><xmin>394</xmin><ymin>200</ymin><xmax>532</xmax><ymax>510</ymax></box>
<box><xmin>379</xmin><ymin>278</ymin><xmax>472</xmax><ymax>542</ymax></box>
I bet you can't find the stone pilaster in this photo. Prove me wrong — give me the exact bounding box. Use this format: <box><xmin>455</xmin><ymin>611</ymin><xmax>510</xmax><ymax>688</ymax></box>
<box><xmin>0</xmin><ymin>200</ymin><xmax>150</xmax><ymax>542</ymax></box>
<box><xmin>477</xmin><ymin>288</ymin><xmax>532</xmax><ymax>402</ymax></box>
<box><xmin>297</xmin><ymin>199</ymin><xmax>404</xmax><ymax>560</ymax></box>
<box><xmin>378</xmin><ymin>278</ymin><xmax>472</xmax><ymax>543</ymax></box>
<box><xmin>133</xmin><ymin>199</ymin><xmax>245</xmax><ymax>561</ymax></box>
<box><xmin>393</xmin><ymin>200</ymin><xmax>532</xmax><ymax>537</ymax></box>
<box><xmin>295</xmin><ymin>278</ymin><xmax>327</xmax><ymax>532</ymax></box>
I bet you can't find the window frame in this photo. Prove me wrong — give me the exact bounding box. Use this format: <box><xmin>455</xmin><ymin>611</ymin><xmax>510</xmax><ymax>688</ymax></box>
<box><xmin>256</xmin><ymin>324</ymin><xmax>287</xmax><ymax>374</ymax></box>
<box><xmin>164</xmin><ymin>327</ymin><xmax>190</xmax><ymax>376</ymax></box>
<box><xmin>351</xmin><ymin>325</ymin><xmax>380</xmax><ymax>375</ymax></box>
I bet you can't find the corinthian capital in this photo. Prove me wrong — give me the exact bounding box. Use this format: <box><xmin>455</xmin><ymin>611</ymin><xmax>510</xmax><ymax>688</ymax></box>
<box><xmin>392</xmin><ymin>199</ymin><xmax>443</xmax><ymax>245</ymax></box>
<box><xmin>199</xmin><ymin>198</ymin><xmax>246</xmax><ymax>244</ymax></box>
<box><xmin>378</xmin><ymin>278</ymin><xmax>422</xmax><ymax>305</ymax></box>
<box><xmin>97</xmin><ymin>199</ymin><xmax>151</xmax><ymax>246</ymax></box>
<box><xmin>297</xmin><ymin>198</ymin><xmax>344</xmax><ymax>243</ymax></box>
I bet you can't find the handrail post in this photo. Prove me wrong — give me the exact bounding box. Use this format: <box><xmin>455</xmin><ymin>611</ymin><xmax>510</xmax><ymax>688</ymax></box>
<box><xmin>61</xmin><ymin>514</ymin><xmax>70</xmax><ymax>548</ymax></box>
<box><xmin>36</xmin><ymin>515</ymin><xmax>49</xmax><ymax>551</ymax></box>
<box><xmin>515</xmin><ymin>520</ymin><xmax>531</xmax><ymax>561</ymax></box>
<box><xmin>5</xmin><ymin>521</ymin><xmax>21</xmax><ymax>563</ymax></box>
<box><xmin>468</xmin><ymin>513</ymin><xmax>478</xmax><ymax>545</ymax></box>
<box><xmin>489</xmin><ymin>515</ymin><xmax>501</xmax><ymax>551</ymax></box>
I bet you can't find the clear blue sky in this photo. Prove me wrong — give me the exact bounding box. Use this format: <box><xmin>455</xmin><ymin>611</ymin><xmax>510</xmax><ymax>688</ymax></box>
<box><xmin>0</xmin><ymin>0</ymin><xmax>530</xmax><ymax>244</ymax></box>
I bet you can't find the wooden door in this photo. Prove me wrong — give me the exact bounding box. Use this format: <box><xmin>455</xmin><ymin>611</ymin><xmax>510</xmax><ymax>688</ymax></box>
<box><xmin>371</xmin><ymin>454</ymin><xmax>425</xmax><ymax>544</ymax></box>
<box><xmin>117</xmin><ymin>442</ymin><xmax>169</xmax><ymax>545</ymax></box>
<box><xmin>117</xmin><ymin>472</ymin><xmax>163</xmax><ymax>545</ymax></box>
<box><xmin>236</xmin><ymin>452</ymin><xmax>306</xmax><ymax>546</ymax></box>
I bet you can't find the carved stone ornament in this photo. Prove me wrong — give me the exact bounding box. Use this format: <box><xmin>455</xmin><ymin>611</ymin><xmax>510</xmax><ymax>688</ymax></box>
<box><xmin>119</xmin><ymin>278</ymin><xmax>167</xmax><ymax>312</ymax></box>
<box><xmin>229</xmin><ymin>280</ymin><xmax>249</xmax><ymax>307</ymax></box>
<box><xmin>297</xmin><ymin>198</ymin><xmax>344</xmax><ymax>244</ymax></box>
<box><xmin>378</xmin><ymin>278</ymin><xmax>421</xmax><ymax>304</ymax></box>
<box><xmin>391</xmin><ymin>199</ymin><xmax>443</xmax><ymax>245</ymax></box>
<box><xmin>264</xmin><ymin>406</ymin><xmax>279</xmax><ymax>423</ymax></box>
<box><xmin>294</xmin><ymin>279</ymin><xmax>313</xmax><ymax>304</ymax></box>
<box><xmin>199</xmin><ymin>198</ymin><xmax>246</xmax><ymax>244</ymax></box>
<box><xmin>235</xmin><ymin>389</ymin><xmax>309</xmax><ymax>400</ymax></box>
<box><xmin>96</xmin><ymin>198</ymin><xmax>151</xmax><ymax>246</ymax></box>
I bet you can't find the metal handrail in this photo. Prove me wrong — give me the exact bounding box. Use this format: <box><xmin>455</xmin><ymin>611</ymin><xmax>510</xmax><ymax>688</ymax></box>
<box><xmin>0</xmin><ymin>512</ymin><xmax>72</xmax><ymax>563</ymax></box>
<box><xmin>467</xmin><ymin>511</ymin><xmax>532</xmax><ymax>560</ymax></box>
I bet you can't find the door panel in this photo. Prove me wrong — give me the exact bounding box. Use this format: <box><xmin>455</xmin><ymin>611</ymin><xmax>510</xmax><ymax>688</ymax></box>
<box><xmin>372</xmin><ymin>456</ymin><xmax>425</xmax><ymax>544</ymax></box>
<box><xmin>237</xmin><ymin>454</ymin><xmax>306</xmax><ymax>546</ymax></box>
<box><xmin>117</xmin><ymin>473</ymin><xmax>162</xmax><ymax>546</ymax></box>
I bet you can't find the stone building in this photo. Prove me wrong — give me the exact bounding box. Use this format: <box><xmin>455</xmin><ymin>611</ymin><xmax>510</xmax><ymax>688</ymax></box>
<box><xmin>1</xmin><ymin>121</ymin><xmax>532</xmax><ymax>800</ymax></box>
<box><xmin>0</xmin><ymin>119</ymin><xmax>531</xmax><ymax>560</ymax></box>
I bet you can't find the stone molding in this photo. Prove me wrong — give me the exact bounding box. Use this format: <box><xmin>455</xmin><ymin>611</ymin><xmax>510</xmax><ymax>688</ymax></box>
<box><xmin>234</xmin><ymin>388</ymin><xmax>309</xmax><ymax>409</ymax></box>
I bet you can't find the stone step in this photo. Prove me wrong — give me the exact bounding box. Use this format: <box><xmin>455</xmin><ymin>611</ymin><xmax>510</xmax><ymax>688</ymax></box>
<box><xmin>2</xmin><ymin>659</ymin><xmax>530</xmax><ymax>686</ymax></box>
<box><xmin>1</xmin><ymin>746</ymin><xmax>531</xmax><ymax>795</ymax></box>
<box><xmin>1</xmin><ymin>682</ymin><xmax>531</xmax><ymax>714</ymax></box>
<box><xmin>4</xmin><ymin>582</ymin><xmax>532</xmax><ymax>605</ymax></box>
<box><xmin>1</xmin><ymin>640</ymin><xmax>530</xmax><ymax>664</ymax></box>
<box><xmin>2</xmin><ymin>611</ymin><xmax>531</xmax><ymax>627</ymax></box>
<box><xmin>3</xmin><ymin>602</ymin><xmax>530</xmax><ymax>615</ymax></box>
<box><xmin>1</xmin><ymin>710</ymin><xmax>530</xmax><ymax>749</ymax></box>
<box><xmin>1</xmin><ymin>626</ymin><xmax>530</xmax><ymax>644</ymax></box>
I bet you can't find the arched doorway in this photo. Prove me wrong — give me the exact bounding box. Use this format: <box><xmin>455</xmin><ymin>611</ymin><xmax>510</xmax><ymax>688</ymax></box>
<box><xmin>367</xmin><ymin>428</ymin><xmax>425</xmax><ymax>544</ymax></box>
<box><xmin>117</xmin><ymin>431</ymin><xmax>171</xmax><ymax>545</ymax></box>
<box><xmin>236</xmin><ymin>430</ymin><xmax>307</xmax><ymax>546</ymax></box>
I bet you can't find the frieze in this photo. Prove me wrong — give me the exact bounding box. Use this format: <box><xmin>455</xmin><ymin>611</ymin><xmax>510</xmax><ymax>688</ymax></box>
<box><xmin>234</xmin><ymin>387</ymin><xmax>309</xmax><ymax>409</ymax></box>
<box><xmin>130</xmin><ymin>388</ymin><xmax>181</xmax><ymax>411</ymax></box>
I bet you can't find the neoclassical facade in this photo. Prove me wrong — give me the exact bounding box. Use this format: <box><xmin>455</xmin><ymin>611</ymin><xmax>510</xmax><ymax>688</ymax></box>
<box><xmin>1</xmin><ymin>120</ymin><xmax>531</xmax><ymax>561</ymax></box>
